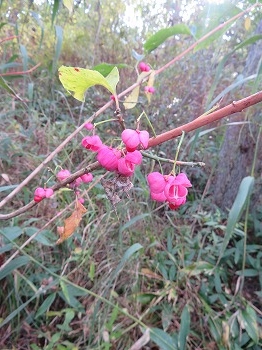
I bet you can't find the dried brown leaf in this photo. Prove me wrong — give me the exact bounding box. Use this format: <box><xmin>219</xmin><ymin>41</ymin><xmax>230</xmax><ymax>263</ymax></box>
<box><xmin>56</xmin><ymin>200</ymin><xmax>87</xmax><ymax>244</ymax></box>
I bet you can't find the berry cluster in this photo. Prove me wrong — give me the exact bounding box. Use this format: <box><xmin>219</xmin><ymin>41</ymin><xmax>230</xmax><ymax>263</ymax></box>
<box><xmin>147</xmin><ymin>172</ymin><xmax>192</xmax><ymax>210</ymax></box>
<box><xmin>34</xmin><ymin>122</ymin><xmax>192</xmax><ymax>210</ymax></box>
<box><xmin>81</xmin><ymin>128</ymin><xmax>149</xmax><ymax>177</ymax></box>
<box><xmin>57</xmin><ymin>169</ymin><xmax>93</xmax><ymax>188</ymax></box>
<box><xmin>138</xmin><ymin>62</ymin><xmax>151</xmax><ymax>72</ymax></box>
<box><xmin>34</xmin><ymin>187</ymin><xmax>54</xmax><ymax>202</ymax></box>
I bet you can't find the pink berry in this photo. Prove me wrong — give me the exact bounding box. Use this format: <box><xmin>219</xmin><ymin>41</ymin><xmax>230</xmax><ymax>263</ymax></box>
<box><xmin>118</xmin><ymin>157</ymin><xmax>135</xmax><ymax>176</ymax></box>
<box><xmin>84</xmin><ymin>122</ymin><xmax>94</xmax><ymax>130</ymax></box>
<box><xmin>125</xmin><ymin>150</ymin><xmax>142</xmax><ymax>165</ymax></box>
<box><xmin>57</xmin><ymin>169</ymin><xmax>71</xmax><ymax>182</ymax></box>
<box><xmin>81</xmin><ymin>173</ymin><xmax>93</xmax><ymax>183</ymax></box>
<box><xmin>97</xmin><ymin>147</ymin><xmax>121</xmax><ymax>171</ymax></box>
<box><xmin>81</xmin><ymin>135</ymin><xmax>103</xmax><ymax>152</ymax></box>
<box><xmin>34</xmin><ymin>187</ymin><xmax>46</xmax><ymax>203</ymax></box>
<box><xmin>139</xmin><ymin>62</ymin><xmax>150</xmax><ymax>72</ymax></box>
<box><xmin>147</xmin><ymin>172</ymin><xmax>166</xmax><ymax>194</ymax></box>
<box><xmin>145</xmin><ymin>86</ymin><xmax>155</xmax><ymax>94</ymax></box>
<box><xmin>45</xmin><ymin>188</ymin><xmax>54</xmax><ymax>198</ymax></box>
<box><xmin>121</xmin><ymin>129</ymin><xmax>149</xmax><ymax>152</ymax></box>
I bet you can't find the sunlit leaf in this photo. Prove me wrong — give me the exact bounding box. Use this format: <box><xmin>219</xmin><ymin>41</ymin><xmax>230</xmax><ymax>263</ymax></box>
<box><xmin>63</xmin><ymin>0</ymin><xmax>74</xmax><ymax>15</ymax></box>
<box><xmin>144</xmin><ymin>24</ymin><xmax>191</xmax><ymax>53</ymax></box>
<box><xmin>123</xmin><ymin>71</ymin><xmax>149</xmax><ymax>109</ymax></box>
<box><xmin>123</xmin><ymin>86</ymin><xmax>140</xmax><ymax>109</ymax></box>
<box><xmin>244</xmin><ymin>17</ymin><xmax>251</xmax><ymax>31</ymax></box>
<box><xmin>56</xmin><ymin>200</ymin><xmax>87</xmax><ymax>244</ymax></box>
<box><xmin>58</xmin><ymin>65</ymin><xmax>119</xmax><ymax>101</ymax></box>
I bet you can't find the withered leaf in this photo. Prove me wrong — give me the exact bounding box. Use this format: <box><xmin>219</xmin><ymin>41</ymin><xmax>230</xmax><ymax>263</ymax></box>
<box><xmin>101</xmin><ymin>174</ymin><xmax>133</xmax><ymax>210</ymax></box>
<box><xmin>56</xmin><ymin>200</ymin><xmax>87</xmax><ymax>244</ymax></box>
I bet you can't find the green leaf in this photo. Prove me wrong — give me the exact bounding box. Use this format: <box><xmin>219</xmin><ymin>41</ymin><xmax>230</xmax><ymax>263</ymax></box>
<box><xmin>240</xmin><ymin>305</ymin><xmax>259</xmax><ymax>343</ymax></box>
<box><xmin>178</xmin><ymin>305</ymin><xmax>190</xmax><ymax>350</ymax></box>
<box><xmin>181</xmin><ymin>261</ymin><xmax>214</xmax><ymax>276</ymax></box>
<box><xmin>52</xmin><ymin>25</ymin><xmax>63</xmax><ymax>74</ymax></box>
<box><xmin>119</xmin><ymin>214</ymin><xmax>150</xmax><ymax>234</ymax></box>
<box><xmin>0</xmin><ymin>256</ymin><xmax>30</xmax><ymax>280</ymax></box>
<box><xmin>233</xmin><ymin>35</ymin><xmax>262</xmax><ymax>52</ymax></box>
<box><xmin>0</xmin><ymin>226</ymin><xmax>23</xmax><ymax>241</ymax></box>
<box><xmin>0</xmin><ymin>294</ymin><xmax>37</xmax><ymax>328</ymax></box>
<box><xmin>60</xmin><ymin>280</ymin><xmax>71</xmax><ymax>304</ymax></box>
<box><xmin>93</xmin><ymin>63</ymin><xmax>128</xmax><ymax>77</ymax></box>
<box><xmin>23</xmin><ymin>227</ymin><xmax>53</xmax><ymax>246</ymax></box>
<box><xmin>20</xmin><ymin>44</ymin><xmax>28</xmax><ymax>71</ymax></box>
<box><xmin>150</xmin><ymin>327</ymin><xmax>178</xmax><ymax>350</ymax></box>
<box><xmin>110</xmin><ymin>243</ymin><xmax>143</xmax><ymax>282</ymax></box>
<box><xmin>144</xmin><ymin>24</ymin><xmax>191</xmax><ymax>53</ymax></box>
<box><xmin>35</xmin><ymin>293</ymin><xmax>57</xmax><ymax>318</ymax></box>
<box><xmin>236</xmin><ymin>269</ymin><xmax>259</xmax><ymax>277</ymax></box>
<box><xmin>52</xmin><ymin>0</ymin><xmax>60</xmax><ymax>25</ymax></box>
<box><xmin>133</xmin><ymin>293</ymin><xmax>157</xmax><ymax>304</ymax></box>
<box><xmin>58</xmin><ymin>65</ymin><xmax>119</xmax><ymax>101</ymax></box>
<box><xmin>217</xmin><ymin>176</ymin><xmax>254</xmax><ymax>264</ymax></box>
<box><xmin>0</xmin><ymin>76</ymin><xmax>17</xmax><ymax>96</ymax></box>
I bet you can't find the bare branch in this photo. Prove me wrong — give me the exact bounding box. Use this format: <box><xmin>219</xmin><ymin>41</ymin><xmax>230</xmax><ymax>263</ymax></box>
<box><xmin>148</xmin><ymin>91</ymin><xmax>262</xmax><ymax>148</ymax></box>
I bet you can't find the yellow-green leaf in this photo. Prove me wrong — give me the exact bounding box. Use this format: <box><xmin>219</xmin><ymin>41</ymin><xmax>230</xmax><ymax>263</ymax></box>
<box><xmin>58</xmin><ymin>65</ymin><xmax>119</xmax><ymax>102</ymax></box>
<box><xmin>123</xmin><ymin>86</ymin><xmax>140</xmax><ymax>109</ymax></box>
<box><xmin>63</xmin><ymin>0</ymin><xmax>74</xmax><ymax>14</ymax></box>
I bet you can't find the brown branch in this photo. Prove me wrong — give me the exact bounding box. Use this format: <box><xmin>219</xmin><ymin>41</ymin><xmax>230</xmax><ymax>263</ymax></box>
<box><xmin>148</xmin><ymin>91</ymin><xmax>262</xmax><ymax>148</ymax></box>
<box><xmin>0</xmin><ymin>162</ymin><xmax>100</xmax><ymax>220</ymax></box>
<box><xmin>0</xmin><ymin>63</ymin><xmax>41</xmax><ymax>77</ymax></box>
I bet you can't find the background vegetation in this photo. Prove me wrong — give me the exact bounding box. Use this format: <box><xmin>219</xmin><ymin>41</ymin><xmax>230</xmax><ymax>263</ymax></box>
<box><xmin>0</xmin><ymin>0</ymin><xmax>262</xmax><ymax>349</ymax></box>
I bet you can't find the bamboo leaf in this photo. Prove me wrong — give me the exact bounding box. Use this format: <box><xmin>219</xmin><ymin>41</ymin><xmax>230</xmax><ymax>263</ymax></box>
<box><xmin>178</xmin><ymin>305</ymin><xmax>190</xmax><ymax>350</ymax></box>
<box><xmin>0</xmin><ymin>256</ymin><xmax>30</xmax><ymax>280</ymax></box>
<box><xmin>144</xmin><ymin>24</ymin><xmax>191</xmax><ymax>53</ymax></box>
<box><xmin>218</xmin><ymin>176</ymin><xmax>254</xmax><ymax>264</ymax></box>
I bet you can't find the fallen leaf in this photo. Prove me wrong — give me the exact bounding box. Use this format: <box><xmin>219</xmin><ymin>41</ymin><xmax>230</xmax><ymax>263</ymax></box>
<box><xmin>56</xmin><ymin>200</ymin><xmax>87</xmax><ymax>244</ymax></box>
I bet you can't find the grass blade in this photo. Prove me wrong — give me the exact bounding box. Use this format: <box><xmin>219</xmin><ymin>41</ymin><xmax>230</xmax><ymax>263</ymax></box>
<box><xmin>217</xmin><ymin>176</ymin><xmax>254</xmax><ymax>265</ymax></box>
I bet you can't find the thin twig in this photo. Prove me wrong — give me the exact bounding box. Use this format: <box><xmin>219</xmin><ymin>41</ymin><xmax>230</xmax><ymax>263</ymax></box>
<box><xmin>0</xmin><ymin>63</ymin><xmax>41</xmax><ymax>77</ymax></box>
